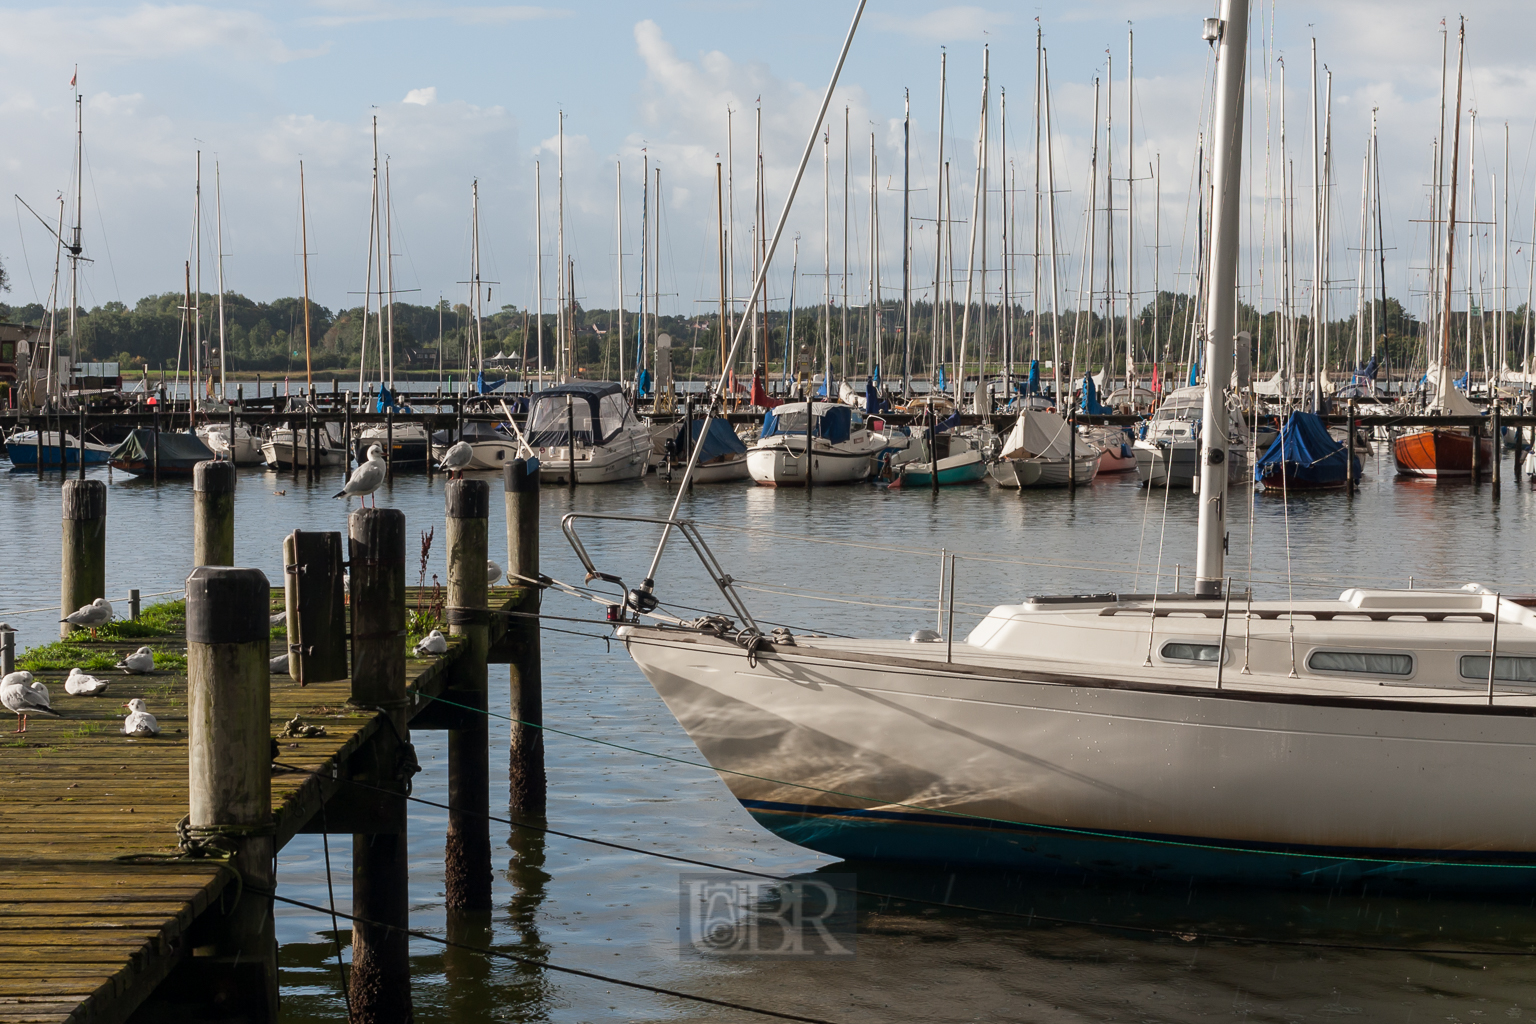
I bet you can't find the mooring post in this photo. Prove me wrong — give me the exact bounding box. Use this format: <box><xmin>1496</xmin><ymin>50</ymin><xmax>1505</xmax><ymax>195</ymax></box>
<box><xmin>185</xmin><ymin>566</ymin><xmax>278</xmax><ymax>1022</ymax></box>
<box><xmin>0</xmin><ymin>627</ymin><xmax>14</xmax><ymax>676</ymax></box>
<box><xmin>59</xmin><ymin>479</ymin><xmax>106</xmax><ymax>639</ymax></box>
<box><xmin>503</xmin><ymin>458</ymin><xmax>546</xmax><ymax>814</ymax></box>
<box><xmin>386</xmin><ymin>408</ymin><xmax>395</xmax><ymax>483</ymax></box>
<box><xmin>193</xmin><ymin>460</ymin><xmax>237</xmax><ymax>567</ymax></box>
<box><xmin>445</xmin><ymin>479</ymin><xmax>492</xmax><ymax>909</ymax></box>
<box><xmin>347</xmin><ymin>507</ymin><xmax>414</xmax><ymax>1023</ymax></box>
<box><xmin>1472</xmin><ymin>416</ymin><xmax>1484</xmax><ymax>485</ymax></box>
<box><xmin>1346</xmin><ymin>399</ymin><xmax>1358</xmax><ymax>492</ymax></box>
<box><xmin>1067</xmin><ymin>408</ymin><xmax>1077</xmax><ymax>494</ymax></box>
<box><xmin>151</xmin><ymin>401</ymin><xmax>160</xmax><ymax>485</ymax></box>
<box><xmin>1492</xmin><ymin>402</ymin><xmax>1502</xmax><ymax>498</ymax></box>
<box><xmin>282</xmin><ymin>530</ymin><xmax>348</xmax><ymax>684</ymax></box>
<box><xmin>130</xmin><ymin>588</ymin><xmax>141</xmax><ymax>621</ymax></box>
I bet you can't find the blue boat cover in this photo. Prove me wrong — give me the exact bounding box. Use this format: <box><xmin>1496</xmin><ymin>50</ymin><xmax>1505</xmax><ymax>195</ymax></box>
<box><xmin>675</xmin><ymin>418</ymin><xmax>747</xmax><ymax>461</ymax></box>
<box><xmin>1253</xmin><ymin>410</ymin><xmax>1361</xmax><ymax>485</ymax></box>
<box><xmin>375</xmin><ymin>385</ymin><xmax>397</xmax><ymax>412</ymax></box>
<box><xmin>761</xmin><ymin>403</ymin><xmax>853</xmax><ymax>443</ymax></box>
<box><xmin>864</xmin><ymin>378</ymin><xmax>886</xmax><ymax>414</ymax></box>
<box><xmin>636</xmin><ymin>368</ymin><xmax>653</xmax><ymax>397</ymax></box>
<box><xmin>1025</xmin><ymin>360</ymin><xmax>1041</xmax><ymax>396</ymax></box>
<box><xmin>1080</xmin><ymin>372</ymin><xmax>1112</xmax><ymax>415</ymax></box>
<box><xmin>476</xmin><ymin>371</ymin><xmax>506</xmax><ymax>395</ymax></box>
<box><xmin>936</xmin><ymin>366</ymin><xmax>946</xmax><ymax>393</ymax></box>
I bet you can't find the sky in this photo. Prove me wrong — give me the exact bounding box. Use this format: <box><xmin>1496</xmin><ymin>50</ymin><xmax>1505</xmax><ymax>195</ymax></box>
<box><xmin>2</xmin><ymin>0</ymin><xmax>1536</xmax><ymax>332</ymax></box>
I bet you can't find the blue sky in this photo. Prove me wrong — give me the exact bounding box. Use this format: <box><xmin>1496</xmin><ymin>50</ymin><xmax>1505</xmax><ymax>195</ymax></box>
<box><xmin>2</xmin><ymin>1</ymin><xmax>1534</xmax><ymax>329</ymax></box>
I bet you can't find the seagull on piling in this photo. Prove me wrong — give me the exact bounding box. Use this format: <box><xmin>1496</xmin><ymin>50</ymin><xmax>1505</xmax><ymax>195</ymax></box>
<box><xmin>115</xmin><ymin>647</ymin><xmax>154</xmax><ymax>674</ymax></box>
<box><xmin>413</xmin><ymin>629</ymin><xmax>447</xmax><ymax>656</ymax></box>
<box><xmin>334</xmin><ymin>444</ymin><xmax>386</xmax><ymax>507</ymax></box>
<box><xmin>64</xmin><ymin>668</ymin><xmax>111</xmax><ymax>696</ymax></box>
<box><xmin>122</xmin><ymin>698</ymin><xmax>160</xmax><ymax>738</ymax></box>
<box><xmin>62</xmin><ymin>598</ymin><xmax>113</xmax><ymax>640</ymax></box>
<box><xmin>437</xmin><ymin>440</ymin><xmax>473</xmax><ymax>478</ymax></box>
<box><xmin>2</xmin><ymin>671</ymin><xmax>59</xmax><ymax>733</ymax></box>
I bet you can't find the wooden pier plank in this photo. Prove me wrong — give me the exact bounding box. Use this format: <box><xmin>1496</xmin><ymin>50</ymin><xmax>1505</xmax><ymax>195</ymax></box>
<box><xmin>0</xmin><ymin>586</ymin><xmax>523</xmax><ymax>1024</ymax></box>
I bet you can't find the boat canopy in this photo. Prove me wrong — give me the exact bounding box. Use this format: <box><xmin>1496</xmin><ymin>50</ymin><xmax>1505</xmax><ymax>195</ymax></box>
<box><xmin>672</xmin><ymin>418</ymin><xmax>748</xmax><ymax>462</ymax></box>
<box><xmin>1252</xmin><ymin>410</ymin><xmax>1361</xmax><ymax>485</ymax></box>
<box><xmin>431</xmin><ymin>420</ymin><xmax>513</xmax><ymax>444</ymax></box>
<box><xmin>525</xmin><ymin>382</ymin><xmax>635</xmax><ymax>445</ymax></box>
<box><xmin>109</xmin><ymin>428</ymin><xmax>215</xmax><ymax>470</ymax></box>
<box><xmin>761</xmin><ymin>402</ymin><xmax>855</xmax><ymax>443</ymax></box>
<box><xmin>999</xmin><ymin>410</ymin><xmax>1072</xmax><ymax>460</ymax></box>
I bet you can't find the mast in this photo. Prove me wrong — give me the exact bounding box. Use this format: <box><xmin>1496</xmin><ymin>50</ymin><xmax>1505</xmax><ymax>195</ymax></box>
<box><xmin>1309</xmin><ymin>39</ymin><xmax>1322</xmax><ymax>410</ymax></box>
<box><xmin>656</xmin><ymin>165</ymin><xmax>664</xmax><ymax>386</ymax></box>
<box><xmin>556</xmin><ymin>112</ymin><xmax>566</xmax><ymax>383</ymax></box>
<box><xmin>639</xmin><ymin>152</ymin><xmax>648</xmax><ymax>385</ymax></box>
<box><xmin>372</xmin><ymin>118</ymin><xmax>383</xmax><ymax>389</ymax></box>
<box><xmin>1072</xmin><ymin>77</ymin><xmax>1101</xmax><ymax>387</ymax></box>
<box><xmin>299</xmin><ymin>160</ymin><xmax>313</xmax><ymax>391</ymax></box>
<box><xmin>843</xmin><ymin>106</ymin><xmax>850</xmax><ymax>382</ymax></box>
<box><xmin>823</xmin><ymin>127</ymin><xmax>832</xmax><ymax>394</ymax></box>
<box><xmin>955</xmin><ymin>46</ymin><xmax>988</xmax><ymax>404</ymax></box>
<box><xmin>976</xmin><ymin>47</ymin><xmax>989</xmax><ymax>412</ymax></box>
<box><xmin>472</xmin><ymin>179</ymin><xmax>484</xmax><ymax>374</ymax></box>
<box><xmin>69</xmin><ymin>71</ymin><xmax>82</xmax><ymax>371</ymax></box>
<box><xmin>616</xmin><ymin>161</ymin><xmax>625</xmax><ymax>387</ymax></box>
<box><xmin>215</xmin><ymin>161</ymin><xmax>228</xmax><ymax>398</ymax></box>
<box><xmin>356</xmin><ymin>119</ymin><xmax>378</xmax><ymax>406</ymax></box>
<box><xmin>194</xmin><ymin>150</ymin><xmax>202</xmax><ymax>402</ymax></box>
<box><xmin>1194</xmin><ymin>0</ymin><xmax>1248</xmax><ymax>599</ymax></box>
<box><xmin>869</xmin><ymin>131</ymin><xmax>877</xmax><ymax>379</ymax></box>
<box><xmin>902</xmin><ymin>89</ymin><xmax>911</xmax><ymax>391</ymax></box>
<box><xmin>1105</xmin><ymin>50</ymin><xmax>1116</xmax><ymax>383</ymax></box>
<box><xmin>1126</xmin><ymin>26</ymin><xmax>1135</xmax><ymax>394</ymax></box>
<box><xmin>1320</xmin><ymin>70</ymin><xmax>1334</xmax><ymax>402</ymax></box>
<box><xmin>1043</xmin><ymin>48</ymin><xmax>1063</xmax><ymax>404</ymax></box>
<box><xmin>933</xmin><ymin>52</ymin><xmax>947</xmax><ymax>383</ymax></box>
<box><xmin>1153</xmin><ymin>153</ymin><xmax>1161</xmax><ymax>374</ymax></box>
<box><xmin>1000</xmin><ymin>86</ymin><xmax>1011</xmax><ymax>388</ymax></box>
<box><xmin>535</xmin><ymin>162</ymin><xmax>544</xmax><ymax>387</ymax></box>
<box><xmin>1032</xmin><ymin>27</ymin><xmax>1042</xmax><ymax>376</ymax></box>
<box><xmin>718</xmin><ymin>159</ymin><xmax>729</xmax><ymax>387</ymax></box>
<box><xmin>385</xmin><ymin>158</ymin><xmax>395</xmax><ymax>388</ymax></box>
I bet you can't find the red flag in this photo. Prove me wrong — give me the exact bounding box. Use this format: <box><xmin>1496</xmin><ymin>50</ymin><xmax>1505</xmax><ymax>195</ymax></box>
<box><xmin>70</xmin><ymin>70</ymin><xmax>76</xmax><ymax>87</ymax></box>
<box><xmin>1151</xmin><ymin>362</ymin><xmax>1161</xmax><ymax>394</ymax></box>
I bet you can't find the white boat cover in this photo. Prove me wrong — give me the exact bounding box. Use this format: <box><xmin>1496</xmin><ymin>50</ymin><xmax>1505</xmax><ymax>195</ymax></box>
<box><xmin>1427</xmin><ymin>364</ymin><xmax>1480</xmax><ymax>416</ymax></box>
<box><xmin>1000</xmin><ymin>410</ymin><xmax>1072</xmax><ymax>460</ymax></box>
<box><xmin>1250</xmin><ymin>370</ymin><xmax>1286</xmax><ymax>396</ymax></box>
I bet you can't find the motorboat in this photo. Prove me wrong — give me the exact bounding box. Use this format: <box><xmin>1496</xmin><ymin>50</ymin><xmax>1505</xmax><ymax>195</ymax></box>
<box><xmin>430</xmin><ymin>420</ymin><xmax>521</xmax><ymax>472</ymax></box>
<box><xmin>1133</xmin><ymin>385</ymin><xmax>1250</xmax><ymax>489</ymax></box>
<box><xmin>354</xmin><ymin>421</ymin><xmax>431</xmax><ymax>470</ymax></box>
<box><xmin>108</xmin><ymin>429</ymin><xmax>216</xmax><ymax>477</ymax></box>
<box><xmin>525</xmin><ymin>381</ymin><xmax>651</xmax><ymax>485</ymax></box>
<box><xmin>988</xmin><ymin>410</ymin><xmax>1100</xmax><ymax>489</ymax></box>
<box><xmin>663</xmin><ymin>418</ymin><xmax>750</xmax><ymax>484</ymax></box>
<box><xmin>887</xmin><ymin>427</ymin><xmax>989</xmax><ymax>487</ymax></box>
<box><xmin>5</xmin><ymin>429</ymin><xmax>114</xmax><ymax>469</ymax></box>
<box><xmin>195</xmin><ymin>422</ymin><xmax>264</xmax><ymax>466</ymax></box>
<box><xmin>745</xmin><ymin>402</ymin><xmax>890</xmax><ymax>487</ymax></box>
<box><xmin>261</xmin><ymin>425</ymin><xmax>348</xmax><ymax>470</ymax></box>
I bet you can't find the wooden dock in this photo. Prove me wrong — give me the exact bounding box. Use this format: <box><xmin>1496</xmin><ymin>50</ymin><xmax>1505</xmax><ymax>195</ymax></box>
<box><xmin>0</xmin><ymin>585</ymin><xmax>527</xmax><ymax>1024</ymax></box>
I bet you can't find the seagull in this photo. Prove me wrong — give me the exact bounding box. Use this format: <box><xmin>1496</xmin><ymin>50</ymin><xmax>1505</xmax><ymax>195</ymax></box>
<box><xmin>116</xmin><ymin>647</ymin><xmax>154</xmax><ymax>674</ymax></box>
<box><xmin>437</xmin><ymin>440</ymin><xmax>473</xmax><ymax>478</ymax></box>
<box><xmin>334</xmin><ymin>444</ymin><xmax>386</xmax><ymax>507</ymax></box>
<box><xmin>487</xmin><ymin>560</ymin><xmax>503</xmax><ymax>585</ymax></box>
<box><xmin>270</xmin><ymin>611</ymin><xmax>287</xmax><ymax>628</ymax></box>
<box><xmin>64</xmin><ymin>668</ymin><xmax>111</xmax><ymax>696</ymax></box>
<box><xmin>61</xmin><ymin>597</ymin><xmax>113</xmax><ymax>640</ymax></box>
<box><xmin>2</xmin><ymin>671</ymin><xmax>59</xmax><ymax>733</ymax></box>
<box><xmin>413</xmin><ymin>629</ymin><xmax>448</xmax><ymax>656</ymax></box>
<box><xmin>122</xmin><ymin>698</ymin><xmax>159</xmax><ymax>738</ymax></box>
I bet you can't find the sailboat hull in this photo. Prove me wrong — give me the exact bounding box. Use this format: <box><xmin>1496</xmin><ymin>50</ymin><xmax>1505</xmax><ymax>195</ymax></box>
<box><xmin>1393</xmin><ymin>428</ymin><xmax>1495</xmax><ymax>478</ymax></box>
<box><xmin>622</xmin><ymin>626</ymin><xmax>1536</xmax><ymax>890</ymax></box>
<box><xmin>990</xmin><ymin>453</ymin><xmax>1100</xmax><ymax>488</ymax></box>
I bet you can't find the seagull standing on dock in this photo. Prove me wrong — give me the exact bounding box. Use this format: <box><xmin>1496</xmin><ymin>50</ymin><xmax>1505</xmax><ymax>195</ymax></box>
<box><xmin>437</xmin><ymin>440</ymin><xmax>473</xmax><ymax>478</ymax></box>
<box><xmin>64</xmin><ymin>668</ymin><xmax>110</xmax><ymax>696</ymax></box>
<box><xmin>62</xmin><ymin>598</ymin><xmax>113</xmax><ymax>640</ymax></box>
<box><xmin>487</xmin><ymin>560</ymin><xmax>503</xmax><ymax>585</ymax></box>
<box><xmin>335</xmin><ymin>445</ymin><xmax>386</xmax><ymax>507</ymax></box>
<box><xmin>2</xmin><ymin>671</ymin><xmax>59</xmax><ymax>733</ymax></box>
<box><xmin>116</xmin><ymin>647</ymin><xmax>154</xmax><ymax>674</ymax></box>
<box><xmin>413</xmin><ymin>629</ymin><xmax>447</xmax><ymax>656</ymax></box>
<box><xmin>122</xmin><ymin>698</ymin><xmax>159</xmax><ymax>737</ymax></box>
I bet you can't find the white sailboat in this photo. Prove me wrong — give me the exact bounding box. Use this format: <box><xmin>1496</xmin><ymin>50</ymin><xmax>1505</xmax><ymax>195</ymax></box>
<box><xmin>1132</xmin><ymin>384</ymin><xmax>1251</xmax><ymax>488</ymax></box>
<box><xmin>526</xmin><ymin>382</ymin><xmax>650</xmax><ymax>484</ymax></box>
<box><xmin>595</xmin><ymin>4</ymin><xmax>1536</xmax><ymax>891</ymax></box>
<box><xmin>988</xmin><ymin>409</ymin><xmax>1099</xmax><ymax>488</ymax></box>
<box><xmin>745</xmin><ymin>401</ymin><xmax>889</xmax><ymax>486</ymax></box>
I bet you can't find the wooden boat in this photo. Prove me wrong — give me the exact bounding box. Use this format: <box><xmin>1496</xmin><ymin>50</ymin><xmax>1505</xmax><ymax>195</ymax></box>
<box><xmin>1393</xmin><ymin>427</ymin><xmax>1493</xmax><ymax>478</ymax></box>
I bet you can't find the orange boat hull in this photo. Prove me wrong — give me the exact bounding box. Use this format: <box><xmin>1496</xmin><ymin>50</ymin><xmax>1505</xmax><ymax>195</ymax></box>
<box><xmin>1393</xmin><ymin>428</ymin><xmax>1494</xmax><ymax>478</ymax></box>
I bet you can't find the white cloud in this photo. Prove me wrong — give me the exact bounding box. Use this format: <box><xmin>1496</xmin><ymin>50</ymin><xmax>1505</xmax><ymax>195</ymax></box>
<box><xmin>870</xmin><ymin>6</ymin><xmax>1012</xmax><ymax>43</ymax></box>
<box><xmin>403</xmin><ymin>87</ymin><xmax>438</xmax><ymax>105</ymax></box>
<box><xmin>0</xmin><ymin>4</ymin><xmax>326</xmax><ymax>64</ymax></box>
<box><xmin>306</xmin><ymin>2</ymin><xmax>571</xmax><ymax>28</ymax></box>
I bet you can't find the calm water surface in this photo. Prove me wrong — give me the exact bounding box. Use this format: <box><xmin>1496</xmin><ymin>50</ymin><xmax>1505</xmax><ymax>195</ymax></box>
<box><xmin>5</xmin><ymin>443</ymin><xmax>1536</xmax><ymax>1023</ymax></box>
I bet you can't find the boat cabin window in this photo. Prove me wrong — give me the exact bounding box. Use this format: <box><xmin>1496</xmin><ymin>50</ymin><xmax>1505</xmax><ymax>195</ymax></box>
<box><xmin>1160</xmin><ymin>642</ymin><xmax>1221</xmax><ymax>663</ymax></box>
<box><xmin>1306</xmin><ymin>650</ymin><xmax>1413</xmax><ymax>676</ymax></box>
<box><xmin>526</xmin><ymin>394</ymin><xmax>596</xmax><ymax>445</ymax></box>
<box><xmin>599</xmin><ymin>392</ymin><xmax>634</xmax><ymax>436</ymax></box>
<box><xmin>1459</xmin><ymin>655</ymin><xmax>1536</xmax><ymax>684</ymax></box>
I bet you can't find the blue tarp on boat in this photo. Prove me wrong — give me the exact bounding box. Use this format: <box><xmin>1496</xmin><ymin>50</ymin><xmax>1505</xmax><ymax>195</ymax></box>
<box><xmin>1080</xmin><ymin>372</ymin><xmax>1112</xmax><ymax>415</ymax></box>
<box><xmin>672</xmin><ymin>418</ymin><xmax>747</xmax><ymax>462</ymax></box>
<box><xmin>761</xmin><ymin>403</ymin><xmax>853</xmax><ymax>443</ymax></box>
<box><xmin>1253</xmin><ymin>410</ymin><xmax>1360</xmax><ymax>487</ymax></box>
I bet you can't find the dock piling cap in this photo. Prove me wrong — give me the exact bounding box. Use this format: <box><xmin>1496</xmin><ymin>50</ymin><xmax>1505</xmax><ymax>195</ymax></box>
<box><xmin>185</xmin><ymin>566</ymin><xmax>270</xmax><ymax>645</ymax></box>
<box><xmin>193</xmin><ymin>459</ymin><xmax>236</xmax><ymax>493</ymax></box>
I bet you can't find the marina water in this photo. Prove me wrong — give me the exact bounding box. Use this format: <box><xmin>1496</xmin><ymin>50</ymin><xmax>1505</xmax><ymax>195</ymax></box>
<box><xmin>4</xmin><ymin>449</ymin><xmax>1535</xmax><ymax>1021</ymax></box>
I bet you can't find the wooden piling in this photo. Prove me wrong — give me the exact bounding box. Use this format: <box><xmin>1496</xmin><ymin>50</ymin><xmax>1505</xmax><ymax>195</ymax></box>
<box><xmin>193</xmin><ymin>460</ymin><xmax>237</xmax><ymax>567</ymax></box>
<box><xmin>1492</xmin><ymin>402</ymin><xmax>1502</xmax><ymax>498</ymax></box>
<box><xmin>282</xmin><ymin>530</ymin><xmax>348</xmax><ymax>684</ymax></box>
<box><xmin>151</xmin><ymin>402</ymin><xmax>160</xmax><ymax>484</ymax></box>
<box><xmin>445</xmin><ymin>480</ymin><xmax>492</xmax><ymax>910</ymax></box>
<box><xmin>346</xmin><ymin>507</ymin><xmax>414</xmax><ymax>1023</ymax></box>
<box><xmin>386</xmin><ymin>408</ymin><xmax>395</xmax><ymax>483</ymax></box>
<box><xmin>503</xmin><ymin>458</ymin><xmax>546</xmax><ymax>814</ymax></box>
<box><xmin>185</xmin><ymin>566</ymin><xmax>278</xmax><ymax>1022</ymax></box>
<box><xmin>59</xmin><ymin>479</ymin><xmax>106</xmax><ymax>639</ymax></box>
<box><xmin>0</xmin><ymin>627</ymin><xmax>14</xmax><ymax>676</ymax></box>
<box><xmin>77</xmin><ymin>400</ymin><xmax>86</xmax><ymax>480</ymax></box>
<box><xmin>1346</xmin><ymin>399</ymin><xmax>1357</xmax><ymax>492</ymax></box>
<box><xmin>1473</xmin><ymin>417</ymin><xmax>1484</xmax><ymax>484</ymax></box>
<box><xmin>130</xmin><ymin>588</ymin><xmax>141</xmax><ymax>620</ymax></box>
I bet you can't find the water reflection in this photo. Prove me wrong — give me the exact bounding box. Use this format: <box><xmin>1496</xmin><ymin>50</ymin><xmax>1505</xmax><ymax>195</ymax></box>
<box><xmin>502</xmin><ymin>812</ymin><xmax>555</xmax><ymax>1021</ymax></box>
